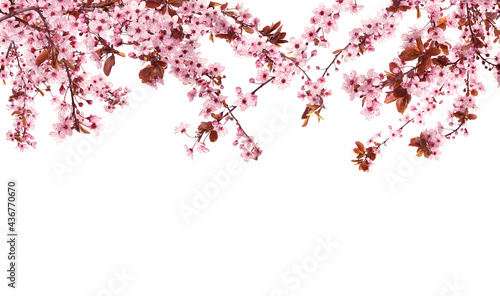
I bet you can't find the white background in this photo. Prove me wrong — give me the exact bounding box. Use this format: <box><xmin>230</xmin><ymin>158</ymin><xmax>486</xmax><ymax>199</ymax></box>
<box><xmin>1</xmin><ymin>0</ymin><xmax>499</xmax><ymax>296</ymax></box>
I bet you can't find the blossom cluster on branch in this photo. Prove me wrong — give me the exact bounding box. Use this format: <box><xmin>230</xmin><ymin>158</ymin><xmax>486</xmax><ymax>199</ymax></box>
<box><xmin>1</xmin><ymin>0</ymin><xmax>498</xmax><ymax>172</ymax></box>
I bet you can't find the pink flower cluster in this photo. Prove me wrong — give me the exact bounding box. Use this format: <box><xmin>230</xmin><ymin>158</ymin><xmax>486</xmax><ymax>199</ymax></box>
<box><xmin>234</xmin><ymin>126</ymin><xmax>262</xmax><ymax>162</ymax></box>
<box><xmin>420</xmin><ymin>127</ymin><xmax>445</xmax><ymax>160</ymax></box>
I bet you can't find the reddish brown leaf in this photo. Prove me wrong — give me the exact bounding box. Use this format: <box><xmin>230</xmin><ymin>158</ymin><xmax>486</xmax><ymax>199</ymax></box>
<box><xmin>209</xmin><ymin>130</ymin><xmax>218</xmax><ymax>142</ymax></box>
<box><xmin>396</xmin><ymin>94</ymin><xmax>411</xmax><ymax>114</ymax></box>
<box><xmin>145</xmin><ymin>0</ymin><xmax>164</xmax><ymax>8</ymax></box>
<box><xmin>270</xmin><ymin>21</ymin><xmax>281</xmax><ymax>32</ymax></box>
<box><xmin>215</xmin><ymin>33</ymin><xmax>230</xmax><ymax>40</ymax></box>
<box><xmin>355</xmin><ymin>141</ymin><xmax>365</xmax><ymax>152</ymax></box>
<box><xmin>242</xmin><ymin>26</ymin><xmax>254</xmax><ymax>34</ymax></box>
<box><xmin>103</xmin><ymin>55</ymin><xmax>115</xmax><ymax>76</ymax></box>
<box><xmin>301</xmin><ymin>106</ymin><xmax>311</xmax><ymax>120</ymax></box>
<box><xmin>393</xmin><ymin>87</ymin><xmax>408</xmax><ymax>98</ymax></box>
<box><xmin>426</xmin><ymin>47</ymin><xmax>441</xmax><ymax>56</ymax></box>
<box><xmin>167</xmin><ymin>5</ymin><xmax>178</xmax><ymax>18</ymax></box>
<box><xmin>138</xmin><ymin>65</ymin><xmax>155</xmax><ymax>83</ymax></box>
<box><xmin>384</xmin><ymin>93</ymin><xmax>398</xmax><ymax>104</ymax></box>
<box><xmin>302</xmin><ymin>116</ymin><xmax>310</xmax><ymax>127</ymax></box>
<box><xmin>399</xmin><ymin>47</ymin><xmax>421</xmax><ymax>61</ymax></box>
<box><xmin>437</xmin><ymin>22</ymin><xmax>447</xmax><ymax>31</ymax></box>
<box><xmin>36</xmin><ymin>50</ymin><xmax>49</xmax><ymax>67</ymax></box>
<box><xmin>198</xmin><ymin>121</ymin><xmax>213</xmax><ymax>131</ymax></box>
<box><xmin>167</xmin><ymin>0</ymin><xmax>184</xmax><ymax>7</ymax></box>
<box><xmin>211</xmin><ymin>112</ymin><xmax>222</xmax><ymax>120</ymax></box>
<box><xmin>51</xmin><ymin>51</ymin><xmax>59</xmax><ymax>71</ymax></box>
<box><xmin>389</xmin><ymin>62</ymin><xmax>400</xmax><ymax>74</ymax></box>
<box><xmin>439</xmin><ymin>44</ymin><xmax>449</xmax><ymax>55</ymax></box>
<box><xmin>409</xmin><ymin>133</ymin><xmax>431</xmax><ymax>158</ymax></box>
<box><xmin>461</xmin><ymin>44</ymin><xmax>471</xmax><ymax>51</ymax></box>
<box><xmin>416</xmin><ymin>37</ymin><xmax>424</xmax><ymax>53</ymax></box>
<box><xmin>437</xmin><ymin>16</ymin><xmax>447</xmax><ymax>27</ymax></box>
<box><xmin>80</xmin><ymin>126</ymin><xmax>91</xmax><ymax>134</ymax></box>
<box><xmin>95</xmin><ymin>47</ymin><xmax>112</xmax><ymax>58</ymax></box>
<box><xmin>171</xmin><ymin>27</ymin><xmax>185</xmax><ymax>39</ymax></box>
<box><xmin>417</xmin><ymin>58</ymin><xmax>431</xmax><ymax>76</ymax></box>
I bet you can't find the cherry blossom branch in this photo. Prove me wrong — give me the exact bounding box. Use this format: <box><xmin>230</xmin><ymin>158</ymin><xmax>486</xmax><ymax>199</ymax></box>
<box><xmin>322</xmin><ymin>44</ymin><xmax>348</xmax><ymax>77</ymax></box>
<box><xmin>62</xmin><ymin>62</ymin><xmax>80</xmax><ymax>132</ymax></box>
<box><xmin>377</xmin><ymin>118</ymin><xmax>415</xmax><ymax>148</ymax></box>
<box><xmin>0</xmin><ymin>0</ymin><xmax>494</xmax><ymax>168</ymax></box>
<box><xmin>251</xmin><ymin>77</ymin><xmax>275</xmax><ymax>95</ymax></box>
<box><xmin>0</xmin><ymin>6</ymin><xmax>37</xmax><ymax>23</ymax></box>
<box><xmin>223</xmin><ymin>103</ymin><xmax>250</xmax><ymax>138</ymax></box>
<box><xmin>444</xmin><ymin>122</ymin><xmax>465</xmax><ymax>138</ymax></box>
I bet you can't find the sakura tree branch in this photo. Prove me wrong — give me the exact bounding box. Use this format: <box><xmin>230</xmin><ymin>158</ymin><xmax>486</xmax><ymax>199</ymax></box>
<box><xmin>251</xmin><ymin>77</ymin><xmax>275</xmax><ymax>95</ymax></box>
<box><xmin>63</xmin><ymin>62</ymin><xmax>80</xmax><ymax>132</ymax></box>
